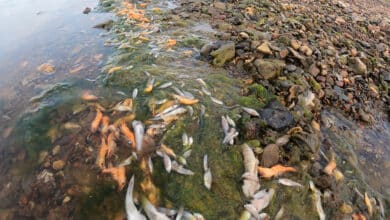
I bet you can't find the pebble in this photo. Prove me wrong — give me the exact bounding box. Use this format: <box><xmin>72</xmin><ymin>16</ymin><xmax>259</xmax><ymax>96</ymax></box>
<box><xmin>290</xmin><ymin>39</ymin><xmax>301</xmax><ymax>50</ymax></box>
<box><xmin>38</xmin><ymin>151</ymin><xmax>48</xmax><ymax>164</ymax></box>
<box><xmin>261</xmin><ymin>144</ymin><xmax>279</xmax><ymax>167</ymax></box>
<box><xmin>52</xmin><ymin>160</ymin><xmax>66</xmax><ymax>170</ymax></box>
<box><xmin>62</xmin><ymin>196</ymin><xmax>71</xmax><ymax>204</ymax></box>
<box><xmin>340</xmin><ymin>203</ymin><xmax>353</xmax><ymax>214</ymax></box>
<box><xmin>309</xmin><ymin>63</ymin><xmax>320</xmax><ymax>76</ymax></box>
<box><xmin>285</xmin><ymin>64</ymin><xmax>297</xmax><ymax>72</ymax></box>
<box><xmin>257</xmin><ymin>42</ymin><xmax>272</xmax><ymax>54</ymax></box>
<box><xmin>52</xmin><ymin>145</ymin><xmax>60</xmax><ymax>156</ymax></box>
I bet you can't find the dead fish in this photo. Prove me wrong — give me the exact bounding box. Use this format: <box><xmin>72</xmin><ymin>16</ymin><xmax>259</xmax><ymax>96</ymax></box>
<box><xmin>81</xmin><ymin>91</ymin><xmax>98</xmax><ymax>101</ymax></box>
<box><xmin>364</xmin><ymin>192</ymin><xmax>373</xmax><ymax>216</ymax></box>
<box><xmin>148</xmin><ymin>157</ymin><xmax>153</xmax><ymax>173</ymax></box>
<box><xmin>203</xmin><ymin>155</ymin><xmax>212</xmax><ymax>190</ymax></box>
<box><xmin>101</xmin><ymin>116</ymin><xmax>110</xmax><ymax>134</ymax></box>
<box><xmin>132</xmin><ymin>88</ymin><xmax>138</xmax><ymax>99</ymax></box>
<box><xmin>154</xmin><ymin>100</ymin><xmax>177</xmax><ymax>115</ymax></box>
<box><xmin>277</xmin><ymin>178</ymin><xmax>303</xmax><ymax>187</ymax></box>
<box><xmin>275</xmin><ymin>206</ymin><xmax>285</xmax><ymax>220</ymax></box>
<box><xmin>117</xmin><ymin>91</ymin><xmax>127</xmax><ymax>96</ymax></box>
<box><xmin>242</xmin><ymin>144</ymin><xmax>258</xmax><ymax>174</ymax></box>
<box><xmin>118</xmin><ymin>155</ymin><xmax>136</xmax><ymax>167</ymax></box>
<box><xmin>177</xmin><ymin>156</ymin><xmax>187</xmax><ymax>165</ymax></box>
<box><xmin>125</xmin><ymin>176</ymin><xmax>147</xmax><ymax>220</ymax></box>
<box><xmin>175</xmin><ymin>207</ymin><xmax>184</xmax><ymax>220</ymax></box>
<box><xmin>241</xmin><ymin>106</ymin><xmax>260</xmax><ymax>117</ymax></box>
<box><xmin>275</xmin><ymin>135</ymin><xmax>290</xmax><ymax>147</ymax></box>
<box><xmin>187</xmin><ymin>106</ymin><xmax>194</xmax><ymax>117</ymax></box>
<box><xmin>142</xmin><ymin>197</ymin><xmax>170</xmax><ymax>220</ymax></box>
<box><xmin>226</xmin><ymin>115</ymin><xmax>236</xmax><ymax>127</ymax></box>
<box><xmin>257</xmin><ymin>164</ymin><xmax>297</xmax><ymax>179</ymax></box>
<box><xmin>160</xmin><ymin>107</ymin><xmax>187</xmax><ymax>119</ymax></box>
<box><xmin>242</xmin><ymin>172</ymin><xmax>259</xmax><ymax>182</ymax></box>
<box><xmin>157</xmin><ymin>207</ymin><xmax>177</xmax><ymax>217</ymax></box>
<box><xmin>309</xmin><ymin>181</ymin><xmax>326</xmax><ymax>220</ymax></box>
<box><xmin>102</xmin><ymin>166</ymin><xmax>126</xmax><ymax>191</ymax></box>
<box><xmin>120</xmin><ymin>123</ymin><xmax>136</xmax><ymax>147</ymax></box>
<box><xmin>63</xmin><ymin>122</ymin><xmax>81</xmax><ymax>130</ymax></box>
<box><xmin>222</xmin><ymin>127</ymin><xmax>238</xmax><ymax>145</ymax></box>
<box><xmin>163</xmin><ymin>153</ymin><xmax>172</xmax><ymax>173</ymax></box>
<box><xmin>250</xmin><ymin>188</ymin><xmax>275</xmax><ymax>212</ymax></box>
<box><xmin>194</xmin><ymin>213</ymin><xmax>205</xmax><ymax>220</ymax></box>
<box><xmin>221</xmin><ymin>116</ymin><xmax>229</xmax><ymax>135</ymax></box>
<box><xmin>155</xmin><ymin>104</ymin><xmax>180</xmax><ymax>118</ymax></box>
<box><xmin>132</xmin><ymin>120</ymin><xmax>145</xmax><ymax>152</ymax></box>
<box><xmin>158</xmin><ymin>82</ymin><xmax>173</xmax><ymax>89</ymax></box>
<box><xmin>172</xmin><ymin>94</ymin><xmax>199</xmax><ymax>105</ymax></box>
<box><xmin>144</xmin><ymin>78</ymin><xmax>155</xmax><ymax>93</ymax></box>
<box><xmin>242</xmin><ymin>144</ymin><xmax>260</xmax><ymax>197</ymax></box>
<box><xmin>239</xmin><ymin>210</ymin><xmax>252</xmax><ymax>220</ymax></box>
<box><xmin>160</xmin><ymin>144</ymin><xmax>176</xmax><ymax>158</ymax></box>
<box><xmin>106</xmin><ymin>132</ymin><xmax>117</xmax><ymax>158</ymax></box>
<box><xmin>210</xmin><ymin>96</ymin><xmax>224</xmax><ymax>105</ymax></box>
<box><xmin>172</xmin><ymin>86</ymin><xmax>185</xmax><ymax>97</ymax></box>
<box><xmin>91</xmin><ymin>109</ymin><xmax>103</xmax><ymax>132</ymax></box>
<box><xmin>96</xmin><ymin>137</ymin><xmax>108</xmax><ymax>169</ymax></box>
<box><xmin>201</xmin><ymin>86</ymin><xmax>211</xmax><ymax>96</ymax></box>
<box><xmin>182</xmin><ymin>133</ymin><xmax>189</xmax><ymax>146</ymax></box>
<box><xmin>183</xmin><ymin>150</ymin><xmax>192</xmax><ymax>158</ymax></box>
<box><xmin>155</xmin><ymin>99</ymin><xmax>168</xmax><ymax>105</ymax></box>
<box><xmin>172</xmin><ymin>161</ymin><xmax>194</xmax><ymax>175</ymax></box>
<box><xmin>114</xmin><ymin>98</ymin><xmax>133</xmax><ymax>112</ymax></box>
<box><xmin>324</xmin><ymin>158</ymin><xmax>337</xmax><ymax>175</ymax></box>
<box><xmin>196</xmin><ymin>78</ymin><xmax>207</xmax><ymax>87</ymax></box>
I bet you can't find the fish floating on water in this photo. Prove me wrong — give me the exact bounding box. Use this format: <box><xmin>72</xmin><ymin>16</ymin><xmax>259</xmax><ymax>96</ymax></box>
<box><xmin>309</xmin><ymin>180</ymin><xmax>326</xmax><ymax>220</ymax></box>
<box><xmin>172</xmin><ymin>94</ymin><xmax>199</xmax><ymax>105</ymax></box>
<box><xmin>132</xmin><ymin>88</ymin><xmax>138</xmax><ymax>99</ymax></box>
<box><xmin>91</xmin><ymin>109</ymin><xmax>103</xmax><ymax>133</ymax></box>
<box><xmin>277</xmin><ymin>178</ymin><xmax>303</xmax><ymax>187</ymax></box>
<box><xmin>125</xmin><ymin>176</ymin><xmax>147</xmax><ymax>220</ymax></box>
<box><xmin>144</xmin><ymin>77</ymin><xmax>155</xmax><ymax>93</ymax></box>
<box><xmin>257</xmin><ymin>164</ymin><xmax>296</xmax><ymax>179</ymax></box>
<box><xmin>244</xmin><ymin>188</ymin><xmax>274</xmax><ymax>218</ymax></box>
<box><xmin>132</xmin><ymin>120</ymin><xmax>145</xmax><ymax>152</ymax></box>
<box><xmin>203</xmin><ymin>154</ymin><xmax>212</xmax><ymax>190</ymax></box>
<box><xmin>142</xmin><ymin>196</ymin><xmax>170</xmax><ymax>220</ymax></box>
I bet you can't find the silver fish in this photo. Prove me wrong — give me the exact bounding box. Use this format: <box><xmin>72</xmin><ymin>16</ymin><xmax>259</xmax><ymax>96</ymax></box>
<box><xmin>201</xmin><ymin>86</ymin><xmax>211</xmax><ymax>96</ymax></box>
<box><xmin>172</xmin><ymin>86</ymin><xmax>185</xmax><ymax>97</ymax></box>
<box><xmin>221</xmin><ymin>116</ymin><xmax>229</xmax><ymax>135</ymax></box>
<box><xmin>203</xmin><ymin>154</ymin><xmax>209</xmax><ymax>171</ymax></box>
<box><xmin>250</xmin><ymin>188</ymin><xmax>275</xmax><ymax>212</ymax></box>
<box><xmin>163</xmin><ymin>153</ymin><xmax>172</xmax><ymax>173</ymax></box>
<box><xmin>160</xmin><ymin>107</ymin><xmax>187</xmax><ymax>119</ymax></box>
<box><xmin>155</xmin><ymin>99</ymin><xmax>167</xmax><ymax>105</ymax></box>
<box><xmin>309</xmin><ymin>181</ymin><xmax>326</xmax><ymax>220</ymax></box>
<box><xmin>148</xmin><ymin>157</ymin><xmax>154</xmax><ymax>173</ymax></box>
<box><xmin>182</xmin><ymin>90</ymin><xmax>195</xmax><ymax>99</ymax></box>
<box><xmin>244</xmin><ymin>204</ymin><xmax>259</xmax><ymax>219</ymax></box>
<box><xmin>242</xmin><ymin>144</ymin><xmax>260</xmax><ymax>198</ymax></box>
<box><xmin>242</xmin><ymin>172</ymin><xmax>259</xmax><ymax>182</ymax></box>
<box><xmin>194</xmin><ymin>213</ymin><xmax>205</xmax><ymax>220</ymax></box>
<box><xmin>187</xmin><ymin>106</ymin><xmax>194</xmax><ymax>117</ymax></box>
<box><xmin>276</xmin><ymin>135</ymin><xmax>290</xmax><ymax>147</ymax></box>
<box><xmin>155</xmin><ymin>105</ymin><xmax>180</xmax><ymax>118</ymax></box>
<box><xmin>132</xmin><ymin>120</ymin><xmax>145</xmax><ymax>152</ymax></box>
<box><xmin>278</xmin><ymin>178</ymin><xmax>303</xmax><ymax>187</ymax></box>
<box><xmin>241</xmin><ymin>107</ymin><xmax>260</xmax><ymax>117</ymax></box>
<box><xmin>172</xmin><ymin>161</ymin><xmax>194</xmax><ymax>175</ymax></box>
<box><xmin>117</xmin><ymin>91</ymin><xmax>127</xmax><ymax>96</ymax></box>
<box><xmin>188</xmin><ymin>136</ymin><xmax>193</xmax><ymax>146</ymax></box>
<box><xmin>182</xmin><ymin>132</ymin><xmax>189</xmax><ymax>146</ymax></box>
<box><xmin>158</xmin><ymin>82</ymin><xmax>173</xmax><ymax>89</ymax></box>
<box><xmin>143</xmin><ymin>197</ymin><xmax>170</xmax><ymax>220</ymax></box>
<box><xmin>132</xmin><ymin>88</ymin><xmax>138</xmax><ymax>99</ymax></box>
<box><xmin>222</xmin><ymin>127</ymin><xmax>238</xmax><ymax>145</ymax></box>
<box><xmin>183</xmin><ymin>150</ymin><xmax>192</xmax><ymax>158</ymax></box>
<box><xmin>275</xmin><ymin>206</ymin><xmax>285</xmax><ymax>220</ymax></box>
<box><xmin>242</xmin><ymin>144</ymin><xmax>258</xmax><ymax>174</ymax></box>
<box><xmin>125</xmin><ymin>176</ymin><xmax>147</xmax><ymax>220</ymax></box>
<box><xmin>203</xmin><ymin>154</ymin><xmax>212</xmax><ymax>190</ymax></box>
<box><xmin>157</xmin><ymin>207</ymin><xmax>177</xmax><ymax>217</ymax></box>
<box><xmin>196</xmin><ymin>78</ymin><xmax>207</xmax><ymax>87</ymax></box>
<box><xmin>226</xmin><ymin>115</ymin><xmax>236</xmax><ymax>127</ymax></box>
<box><xmin>210</xmin><ymin>96</ymin><xmax>224</xmax><ymax>105</ymax></box>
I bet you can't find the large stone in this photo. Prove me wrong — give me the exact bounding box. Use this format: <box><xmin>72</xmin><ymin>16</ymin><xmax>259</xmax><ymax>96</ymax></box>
<box><xmin>260</xmin><ymin>101</ymin><xmax>294</xmax><ymax>131</ymax></box>
<box><xmin>348</xmin><ymin>57</ymin><xmax>367</xmax><ymax>76</ymax></box>
<box><xmin>257</xmin><ymin>42</ymin><xmax>272</xmax><ymax>54</ymax></box>
<box><xmin>261</xmin><ymin>144</ymin><xmax>279</xmax><ymax>167</ymax></box>
<box><xmin>210</xmin><ymin>42</ymin><xmax>235</xmax><ymax>67</ymax></box>
<box><xmin>253</xmin><ymin>59</ymin><xmax>285</xmax><ymax>80</ymax></box>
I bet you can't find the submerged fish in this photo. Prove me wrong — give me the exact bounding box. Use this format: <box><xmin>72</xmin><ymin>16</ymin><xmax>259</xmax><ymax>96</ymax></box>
<box><xmin>132</xmin><ymin>88</ymin><xmax>138</xmax><ymax>99</ymax></box>
<box><xmin>203</xmin><ymin>155</ymin><xmax>212</xmax><ymax>190</ymax></box>
<box><xmin>144</xmin><ymin>78</ymin><xmax>155</xmax><ymax>93</ymax></box>
<box><xmin>221</xmin><ymin>116</ymin><xmax>229</xmax><ymax>135</ymax></box>
<box><xmin>163</xmin><ymin>153</ymin><xmax>172</xmax><ymax>173</ymax></box>
<box><xmin>106</xmin><ymin>132</ymin><xmax>117</xmax><ymax>158</ymax></box>
<box><xmin>226</xmin><ymin>115</ymin><xmax>236</xmax><ymax>127</ymax></box>
<box><xmin>257</xmin><ymin>164</ymin><xmax>296</xmax><ymax>179</ymax></box>
<box><xmin>309</xmin><ymin>181</ymin><xmax>326</xmax><ymax>220</ymax></box>
<box><xmin>102</xmin><ymin>166</ymin><xmax>126</xmax><ymax>191</ymax></box>
<box><xmin>172</xmin><ymin>161</ymin><xmax>194</xmax><ymax>175</ymax></box>
<box><xmin>120</xmin><ymin>123</ymin><xmax>136</xmax><ymax>147</ymax></box>
<box><xmin>249</xmin><ymin>188</ymin><xmax>275</xmax><ymax>212</ymax></box>
<box><xmin>196</xmin><ymin>78</ymin><xmax>207</xmax><ymax>87</ymax></box>
<box><xmin>201</xmin><ymin>86</ymin><xmax>211</xmax><ymax>96</ymax></box>
<box><xmin>210</xmin><ymin>96</ymin><xmax>224</xmax><ymax>105</ymax></box>
<box><xmin>96</xmin><ymin>137</ymin><xmax>108</xmax><ymax>169</ymax></box>
<box><xmin>158</xmin><ymin>81</ymin><xmax>173</xmax><ymax>89</ymax></box>
<box><xmin>81</xmin><ymin>91</ymin><xmax>98</xmax><ymax>101</ymax></box>
<box><xmin>222</xmin><ymin>127</ymin><xmax>238</xmax><ymax>145</ymax></box>
<box><xmin>364</xmin><ymin>192</ymin><xmax>373</xmax><ymax>216</ymax></box>
<box><xmin>125</xmin><ymin>176</ymin><xmax>147</xmax><ymax>220</ymax></box>
<box><xmin>132</xmin><ymin>120</ymin><xmax>145</xmax><ymax>152</ymax></box>
<box><xmin>148</xmin><ymin>157</ymin><xmax>153</xmax><ymax>173</ymax></box>
<box><xmin>160</xmin><ymin>144</ymin><xmax>176</xmax><ymax>158</ymax></box>
<box><xmin>242</xmin><ymin>144</ymin><xmax>260</xmax><ymax>197</ymax></box>
<box><xmin>172</xmin><ymin>94</ymin><xmax>199</xmax><ymax>105</ymax></box>
<box><xmin>277</xmin><ymin>178</ymin><xmax>303</xmax><ymax>187</ymax></box>
<box><xmin>142</xmin><ymin>197</ymin><xmax>170</xmax><ymax>220</ymax></box>
<box><xmin>91</xmin><ymin>109</ymin><xmax>103</xmax><ymax>132</ymax></box>
<box><xmin>114</xmin><ymin>98</ymin><xmax>133</xmax><ymax>112</ymax></box>
<box><xmin>241</xmin><ymin>106</ymin><xmax>260</xmax><ymax>117</ymax></box>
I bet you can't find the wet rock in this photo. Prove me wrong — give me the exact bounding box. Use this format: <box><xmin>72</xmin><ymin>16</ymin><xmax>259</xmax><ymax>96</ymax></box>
<box><xmin>214</xmin><ymin>2</ymin><xmax>226</xmax><ymax>10</ymax></box>
<box><xmin>200</xmin><ymin>43</ymin><xmax>217</xmax><ymax>58</ymax></box>
<box><xmin>52</xmin><ymin>160</ymin><xmax>65</xmax><ymax>170</ymax></box>
<box><xmin>260</xmin><ymin>101</ymin><xmax>294</xmax><ymax>131</ymax></box>
<box><xmin>210</xmin><ymin>42</ymin><xmax>235</xmax><ymax>67</ymax></box>
<box><xmin>52</xmin><ymin>145</ymin><xmax>60</xmax><ymax>156</ymax></box>
<box><xmin>291</xmin><ymin>132</ymin><xmax>320</xmax><ymax>153</ymax></box>
<box><xmin>290</xmin><ymin>39</ymin><xmax>301</xmax><ymax>50</ymax></box>
<box><xmin>382</xmin><ymin>71</ymin><xmax>390</xmax><ymax>82</ymax></box>
<box><xmin>83</xmin><ymin>7</ymin><xmax>91</xmax><ymax>14</ymax></box>
<box><xmin>253</xmin><ymin>59</ymin><xmax>285</xmax><ymax>80</ymax></box>
<box><xmin>257</xmin><ymin>42</ymin><xmax>272</xmax><ymax>54</ymax></box>
<box><xmin>299</xmin><ymin>45</ymin><xmax>313</xmax><ymax>56</ymax></box>
<box><xmin>239</xmin><ymin>32</ymin><xmax>249</xmax><ymax>40</ymax></box>
<box><xmin>314</xmin><ymin>174</ymin><xmax>334</xmax><ymax>190</ymax></box>
<box><xmin>348</xmin><ymin>57</ymin><xmax>367</xmax><ymax>76</ymax></box>
<box><xmin>285</xmin><ymin>64</ymin><xmax>297</xmax><ymax>72</ymax></box>
<box><xmin>242</xmin><ymin>121</ymin><xmax>258</xmax><ymax>140</ymax></box>
<box><xmin>308</xmin><ymin>63</ymin><xmax>320</xmax><ymax>76</ymax></box>
<box><xmin>93</xmin><ymin>19</ymin><xmax>114</xmax><ymax>30</ymax></box>
<box><xmin>261</xmin><ymin>144</ymin><xmax>279</xmax><ymax>167</ymax></box>
<box><xmin>358</xmin><ymin>109</ymin><xmax>374</xmax><ymax>123</ymax></box>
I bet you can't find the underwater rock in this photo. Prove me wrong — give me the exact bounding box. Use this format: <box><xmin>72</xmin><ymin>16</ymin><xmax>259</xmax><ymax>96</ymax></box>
<box><xmin>260</xmin><ymin>101</ymin><xmax>294</xmax><ymax>131</ymax></box>
<box><xmin>210</xmin><ymin>42</ymin><xmax>235</xmax><ymax>67</ymax></box>
<box><xmin>253</xmin><ymin>59</ymin><xmax>285</xmax><ymax>80</ymax></box>
<box><xmin>261</xmin><ymin>144</ymin><xmax>279</xmax><ymax>167</ymax></box>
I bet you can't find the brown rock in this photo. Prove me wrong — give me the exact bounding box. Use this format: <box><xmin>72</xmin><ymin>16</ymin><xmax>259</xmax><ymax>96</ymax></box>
<box><xmin>299</xmin><ymin>45</ymin><xmax>313</xmax><ymax>56</ymax></box>
<box><xmin>309</xmin><ymin>63</ymin><xmax>320</xmax><ymax>76</ymax></box>
<box><xmin>214</xmin><ymin>2</ymin><xmax>226</xmax><ymax>10</ymax></box>
<box><xmin>53</xmin><ymin>160</ymin><xmax>66</xmax><ymax>170</ymax></box>
<box><xmin>253</xmin><ymin>59</ymin><xmax>285</xmax><ymax>80</ymax></box>
<box><xmin>348</xmin><ymin>57</ymin><xmax>367</xmax><ymax>76</ymax></box>
<box><xmin>279</xmin><ymin>49</ymin><xmax>289</xmax><ymax>59</ymax></box>
<box><xmin>257</xmin><ymin>42</ymin><xmax>272</xmax><ymax>55</ymax></box>
<box><xmin>261</xmin><ymin>144</ymin><xmax>279</xmax><ymax>167</ymax></box>
<box><xmin>290</xmin><ymin>39</ymin><xmax>301</xmax><ymax>50</ymax></box>
<box><xmin>335</xmin><ymin>16</ymin><xmax>346</xmax><ymax>25</ymax></box>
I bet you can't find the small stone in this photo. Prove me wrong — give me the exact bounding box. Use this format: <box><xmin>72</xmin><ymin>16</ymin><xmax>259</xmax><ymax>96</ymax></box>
<box><xmin>214</xmin><ymin>2</ymin><xmax>226</xmax><ymax>10</ymax></box>
<box><xmin>253</xmin><ymin>59</ymin><xmax>285</xmax><ymax>80</ymax></box>
<box><xmin>239</xmin><ymin>32</ymin><xmax>249</xmax><ymax>40</ymax></box>
<box><xmin>308</xmin><ymin>63</ymin><xmax>320</xmax><ymax>76</ymax></box>
<box><xmin>348</xmin><ymin>57</ymin><xmax>367</xmax><ymax>76</ymax></box>
<box><xmin>299</xmin><ymin>45</ymin><xmax>313</xmax><ymax>56</ymax></box>
<box><xmin>52</xmin><ymin>145</ymin><xmax>60</xmax><ymax>156</ymax></box>
<box><xmin>52</xmin><ymin>160</ymin><xmax>66</xmax><ymax>170</ymax></box>
<box><xmin>350</xmin><ymin>48</ymin><xmax>358</xmax><ymax>56</ymax></box>
<box><xmin>340</xmin><ymin>203</ymin><xmax>353</xmax><ymax>214</ymax></box>
<box><xmin>62</xmin><ymin>196</ymin><xmax>71</xmax><ymax>204</ymax></box>
<box><xmin>279</xmin><ymin>49</ymin><xmax>289</xmax><ymax>59</ymax></box>
<box><xmin>38</xmin><ymin>151</ymin><xmax>48</xmax><ymax>164</ymax></box>
<box><xmin>335</xmin><ymin>16</ymin><xmax>346</xmax><ymax>25</ymax></box>
<box><xmin>261</xmin><ymin>144</ymin><xmax>279</xmax><ymax>167</ymax></box>
<box><xmin>285</xmin><ymin>64</ymin><xmax>297</xmax><ymax>72</ymax></box>
<box><xmin>257</xmin><ymin>42</ymin><xmax>272</xmax><ymax>55</ymax></box>
<box><xmin>83</xmin><ymin>7</ymin><xmax>91</xmax><ymax>14</ymax></box>
<box><xmin>290</xmin><ymin>39</ymin><xmax>301</xmax><ymax>50</ymax></box>
<box><xmin>288</xmin><ymin>47</ymin><xmax>304</xmax><ymax>60</ymax></box>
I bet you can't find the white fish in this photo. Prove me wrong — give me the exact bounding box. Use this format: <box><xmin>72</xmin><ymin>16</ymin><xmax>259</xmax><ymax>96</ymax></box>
<box><xmin>187</xmin><ymin>106</ymin><xmax>194</xmax><ymax>117</ymax></box>
<box><xmin>158</xmin><ymin>82</ymin><xmax>173</xmax><ymax>89</ymax></box>
<box><xmin>242</xmin><ymin>172</ymin><xmax>259</xmax><ymax>182</ymax></box>
<box><xmin>278</xmin><ymin>178</ymin><xmax>303</xmax><ymax>187</ymax></box>
<box><xmin>221</xmin><ymin>116</ymin><xmax>229</xmax><ymax>135</ymax></box>
<box><xmin>118</xmin><ymin>156</ymin><xmax>134</xmax><ymax>167</ymax></box>
<box><xmin>203</xmin><ymin>155</ymin><xmax>212</xmax><ymax>190</ymax></box>
<box><xmin>250</xmin><ymin>188</ymin><xmax>275</xmax><ymax>212</ymax></box>
<box><xmin>175</xmin><ymin>207</ymin><xmax>184</xmax><ymax>220</ymax></box>
<box><xmin>177</xmin><ymin>156</ymin><xmax>187</xmax><ymax>165</ymax></box>
<box><xmin>132</xmin><ymin>120</ymin><xmax>145</xmax><ymax>152</ymax></box>
<box><xmin>203</xmin><ymin>154</ymin><xmax>208</xmax><ymax>171</ymax></box>
<box><xmin>163</xmin><ymin>153</ymin><xmax>172</xmax><ymax>173</ymax></box>
<box><xmin>125</xmin><ymin>176</ymin><xmax>147</xmax><ymax>220</ymax></box>
<box><xmin>182</xmin><ymin>90</ymin><xmax>195</xmax><ymax>99</ymax></box>
<box><xmin>241</xmin><ymin>107</ymin><xmax>260</xmax><ymax>117</ymax></box>
<box><xmin>196</xmin><ymin>78</ymin><xmax>207</xmax><ymax>87</ymax></box>
<box><xmin>242</xmin><ymin>144</ymin><xmax>258</xmax><ymax>174</ymax></box>
<box><xmin>183</xmin><ymin>150</ymin><xmax>192</xmax><ymax>158</ymax></box>
<box><xmin>155</xmin><ymin>105</ymin><xmax>180</xmax><ymax>118</ymax></box>
<box><xmin>226</xmin><ymin>115</ymin><xmax>236</xmax><ymax>127</ymax></box>
<box><xmin>201</xmin><ymin>86</ymin><xmax>211</xmax><ymax>96</ymax></box>
<box><xmin>182</xmin><ymin>133</ymin><xmax>189</xmax><ymax>146</ymax></box>
<box><xmin>155</xmin><ymin>99</ymin><xmax>167</xmax><ymax>105</ymax></box>
<box><xmin>143</xmin><ymin>197</ymin><xmax>170</xmax><ymax>220</ymax></box>
<box><xmin>222</xmin><ymin>128</ymin><xmax>238</xmax><ymax>145</ymax></box>
<box><xmin>309</xmin><ymin>181</ymin><xmax>326</xmax><ymax>220</ymax></box>
<box><xmin>157</xmin><ymin>207</ymin><xmax>177</xmax><ymax>217</ymax></box>
<box><xmin>132</xmin><ymin>88</ymin><xmax>138</xmax><ymax>99</ymax></box>
<box><xmin>275</xmin><ymin>206</ymin><xmax>285</xmax><ymax>220</ymax></box>
<box><xmin>160</xmin><ymin>107</ymin><xmax>187</xmax><ymax>119</ymax></box>
<box><xmin>148</xmin><ymin>157</ymin><xmax>154</xmax><ymax>173</ymax></box>
<box><xmin>172</xmin><ymin>161</ymin><xmax>194</xmax><ymax>175</ymax></box>
<box><xmin>242</xmin><ymin>178</ymin><xmax>260</xmax><ymax>199</ymax></box>
<box><xmin>244</xmin><ymin>204</ymin><xmax>260</xmax><ymax>219</ymax></box>
<box><xmin>188</xmin><ymin>136</ymin><xmax>193</xmax><ymax>146</ymax></box>
<box><xmin>242</xmin><ymin>144</ymin><xmax>260</xmax><ymax>198</ymax></box>
<box><xmin>172</xmin><ymin>86</ymin><xmax>185</xmax><ymax>97</ymax></box>
<box><xmin>210</xmin><ymin>96</ymin><xmax>224</xmax><ymax>105</ymax></box>
<box><xmin>117</xmin><ymin>91</ymin><xmax>127</xmax><ymax>96</ymax></box>
<box><xmin>194</xmin><ymin>213</ymin><xmax>205</xmax><ymax>220</ymax></box>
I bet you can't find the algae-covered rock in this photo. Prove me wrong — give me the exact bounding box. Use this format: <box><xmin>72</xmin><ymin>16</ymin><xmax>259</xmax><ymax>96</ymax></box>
<box><xmin>348</xmin><ymin>57</ymin><xmax>367</xmax><ymax>76</ymax></box>
<box><xmin>253</xmin><ymin>59</ymin><xmax>285</xmax><ymax>80</ymax></box>
<box><xmin>210</xmin><ymin>42</ymin><xmax>235</xmax><ymax>67</ymax></box>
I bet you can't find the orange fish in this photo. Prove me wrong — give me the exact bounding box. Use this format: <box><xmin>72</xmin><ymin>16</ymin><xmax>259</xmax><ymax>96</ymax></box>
<box><xmin>324</xmin><ymin>159</ymin><xmax>336</xmax><ymax>175</ymax></box>
<box><xmin>120</xmin><ymin>123</ymin><xmax>136</xmax><ymax>148</ymax></box>
<box><xmin>166</xmin><ymin>39</ymin><xmax>176</xmax><ymax>49</ymax></box>
<box><xmin>91</xmin><ymin>109</ymin><xmax>103</xmax><ymax>133</ymax></box>
<box><xmin>102</xmin><ymin>166</ymin><xmax>126</xmax><ymax>191</ymax></box>
<box><xmin>113</xmin><ymin>114</ymin><xmax>135</xmax><ymax>126</ymax></box>
<box><xmin>154</xmin><ymin>100</ymin><xmax>176</xmax><ymax>115</ymax></box>
<box><xmin>257</xmin><ymin>164</ymin><xmax>297</xmax><ymax>179</ymax></box>
<box><xmin>352</xmin><ymin>213</ymin><xmax>366</xmax><ymax>220</ymax></box>
<box><xmin>81</xmin><ymin>91</ymin><xmax>98</xmax><ymax>101</ymax></box>
<box><xmin>172</xmin><ymin>94</ymin><xmax>199</xmax><ymax>105</ymax></box>
<box><xmin>101</xmin><ymin>116</ymin><xmax>110</xmax><ymax>134</ymax></box>
<box><xmin>106</xmin><ymin>132</ymin><xmax>117</xmax><ymax>158</ymax></box>
<box><xmin>96</xmin><ymin>137</ymin><xmax>108</xmax><ymax>169</ymax></box>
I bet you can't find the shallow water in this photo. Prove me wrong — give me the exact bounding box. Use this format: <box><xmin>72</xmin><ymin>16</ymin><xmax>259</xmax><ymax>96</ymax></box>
<box><xmin>0</xmin><ymin>0</ymin><xmax>389</xmax><ymax>219</ymax></box>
